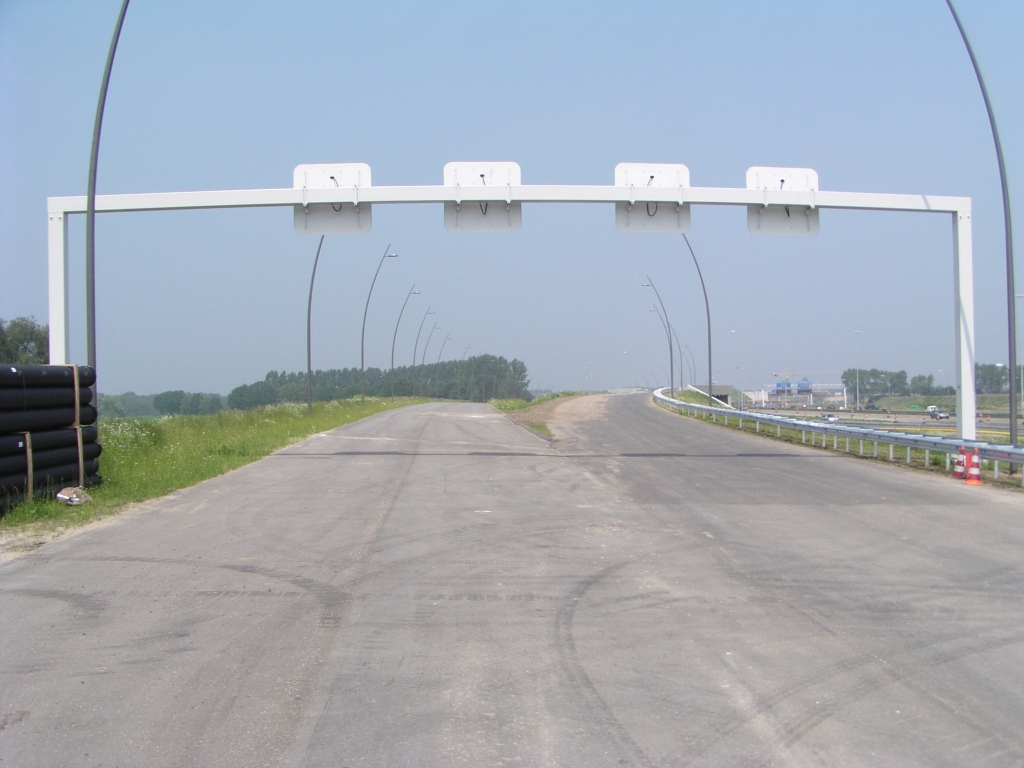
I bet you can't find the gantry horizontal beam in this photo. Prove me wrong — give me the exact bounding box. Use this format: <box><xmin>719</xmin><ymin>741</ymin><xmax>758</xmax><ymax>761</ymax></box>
<box><xmin>48</xmin><ymin>185</ymin><xmax>970</xmax><ymax>215</ymax></box>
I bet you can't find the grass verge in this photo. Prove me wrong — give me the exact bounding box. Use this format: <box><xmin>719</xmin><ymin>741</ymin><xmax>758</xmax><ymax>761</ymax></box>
<box><xmin>1</xmin><ymin>397</ymin><xmax>425</xmax><ymax>535</ymax></box>
<box><xmin>658</xmin><ymin>398</ymin><xmax>1023</xmax><ymax>491</ymax></box>
<box><xmin>490</xmin><ymin>391</ymin><xmax>582</xmax><ymax>412</ymax></box>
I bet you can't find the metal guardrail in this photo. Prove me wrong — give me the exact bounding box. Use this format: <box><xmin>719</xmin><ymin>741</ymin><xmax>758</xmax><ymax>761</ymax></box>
<box><xmin>654</xmin><ymin>388</ymin><xmax>1024</xmax><ymax>482</ymax></box>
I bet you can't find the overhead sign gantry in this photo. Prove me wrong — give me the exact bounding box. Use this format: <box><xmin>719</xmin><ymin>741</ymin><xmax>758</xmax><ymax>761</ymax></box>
<box><xmin>47</xmin><ymin>162</ymin><xmax>978</xmax><ymax>438</ymax></box>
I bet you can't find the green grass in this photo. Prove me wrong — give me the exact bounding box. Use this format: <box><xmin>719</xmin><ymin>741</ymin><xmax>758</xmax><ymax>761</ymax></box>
<box><xmin>1</xmin><ymin>397</ymin><xmax>425</xmax><ymax>533</ymax></box>
<box><xmin>528</xmin><ymin>423</ymin><xmax>552</xmax><ymax>437</ymax></box>
<box><xmin>490</xmin><ymin>391</ymin><xmax>581</xmax><ymax>412</ymax></box>
<box><xmin>665</xmin><ymin>388</ymin><xmax>728</xmax><ymax>406</ymax></box>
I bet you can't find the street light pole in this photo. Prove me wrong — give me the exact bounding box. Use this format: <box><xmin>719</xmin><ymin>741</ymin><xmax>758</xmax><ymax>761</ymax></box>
<box><xmin>649</xmin><ymin>305</ymin><xmax>674</xmax><ymax>390</ymax></box>
<box><xmin>1017</xmin><ymin>294</ymin><xmax>1024</xmax><ymax>422</ymax></box>
<box><xmin>946</xmin><ymin>0</ymin><xmax>1016</xmax><ymax>446</ymax></box>
<box><xmin>681</xmin><ymin>341</ymin><xmax>697</xmax><ymax>389</ymax></box>
<box><xmin>360</xmin><ymin>244</ymin><xmax>398</xmax><ymax>402</ymax></box>
<box><xmin>422</xmin><ymin>323</ymin><xmax>440</xmax><ymax>398</ymax></box>
<box><xmin>854</xmin><ymin>330</ymin><xmax>861</xmax><ymax>411</ymax></box>
<box><xmin>422</xmin><ymin>323</ymin><xmax>440</xmax><ymax>366</ymax></box>
<box><xmin>437</xmin><ymin>334</ymin><xmax>451</xmax><ymax>364</ymax></box>
<box><xmin>683</xmin><ymin>234</ymin><xmax>713</xmax><ymax>407</ymax></box>
<box><xmin>412</xmin><ymin>307</ymin><xmax>434</xmax><ymax>397</ymax></box>
<box><xmin>730</xmin><ymin>329</ymin><xmax>745</xmax><ymax>411</ymax></box>
<box><xmin>643</xmin><ymin>277</ymin><xmax>674</xmax><ymax>397</ymax></box>
<box><xmin>390</xmin><ymin>284</ymin><xmax>420</xmax><ymax>399</ymax></box>
<box><xmin>306</xmin><ymin>235</ymin><xmax>326</xmax><ymax>413</ymax></box>
<box><xmin>671</xmin><ymin>327</ymin><xmax>686</xmax><ymax>389</ymax></box>
<box><xmin>85</xmin><ymin>0</ymin><xmax>131</xmax><ymax>395</ymax></box>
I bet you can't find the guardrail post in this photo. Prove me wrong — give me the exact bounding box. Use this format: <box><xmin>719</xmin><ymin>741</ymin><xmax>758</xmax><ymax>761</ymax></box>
<box><xmin>845</xmin><ymin>437</ymin><xmax>850</xmax><ymax>453</ymax></box>
<box><xmin>946</xmin><ymin>452</ymin><xmax>951</xmax><ymax>471</ymax></box>
<box><xmin>859</xmin><ymin>439</ymin><xmax>864</xmax><ymax>455</ymax></box>
<box><xmin>801</xmin><ymin>431</ymin><xmax>806</xmax><ymax>443</ymax></box>
<box><xmin>994</xmin><ymin>460</ymin><xmax>1000</xmax><ymax>480</ymax></box>
<box><xmin>834</xmin><ymin>435</ymin><xmax>838</xmax><ymax>450</ymax></box>
<box><xmin>925</xmin><ymin>449</ymin><xmax>930</xmax><ymax>467</ymax></box>
<box><xmin>874</xmin><ymin>442</ymin><xmax>879</xmax><ymax>458</ymax></box>
<box><xmin>756</xmin><ymin>422</ymin><xmax>760</xmax><ymax>433</ymax></box>
<box><xmin>777</xmin><ymin>425</ymin><xmax>781</xmax><ymax>437</ymax></box>
<box><xmin>906</xmin><ymin>446</ymin><xmax>912</xmax><ymax>465</ymax></box>
<box><xmin>889</xmin><ymin>444</ymin><xmax>895</xmax><ymax>461</ymax></box>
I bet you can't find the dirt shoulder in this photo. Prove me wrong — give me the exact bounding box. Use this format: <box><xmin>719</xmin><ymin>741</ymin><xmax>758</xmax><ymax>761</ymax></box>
<box><xmin>499</xmin><ymin>394</ymin><xmax>611</xmax><ymax>440</ymax></box>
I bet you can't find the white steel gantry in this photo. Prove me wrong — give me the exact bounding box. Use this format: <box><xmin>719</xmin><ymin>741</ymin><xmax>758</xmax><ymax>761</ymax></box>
<box><xmin>46</xmin><ymin>168</ymin><xmax>977</xmax><ymax>439</ymax></box>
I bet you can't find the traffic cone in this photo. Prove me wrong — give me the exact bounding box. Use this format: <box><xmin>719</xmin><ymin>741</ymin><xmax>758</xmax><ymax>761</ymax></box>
<box><xmin>965</xmin><ymin>447</ymin><xmax>983</xmax><ymax>486</ymax></box>
<box><xmin>953</xmin><ymin>446</ymin><xmax>967</xmax><ymax>480</ymax></box>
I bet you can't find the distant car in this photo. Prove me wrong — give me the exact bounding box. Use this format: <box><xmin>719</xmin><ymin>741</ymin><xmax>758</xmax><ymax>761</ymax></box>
<box><xmin>822</xmin><ymin>413</ymin><xmax>840</xmax><ymax>423</ymax></box>
<box><xmin>930</xmin><ymin>410</ymin><xmax>950</xmax><ymax>420</ymax></box>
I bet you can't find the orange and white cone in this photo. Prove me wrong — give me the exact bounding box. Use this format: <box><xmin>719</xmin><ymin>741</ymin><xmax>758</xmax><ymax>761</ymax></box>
<box><xmin>953</xmin><ymin>446</ymin><xmax>967</xmax><ymax>480</ymax></box>
<box><xmin>965</xmin><ymin>447</ymin><xmax>983</xmax><ymax>486</ymax></box>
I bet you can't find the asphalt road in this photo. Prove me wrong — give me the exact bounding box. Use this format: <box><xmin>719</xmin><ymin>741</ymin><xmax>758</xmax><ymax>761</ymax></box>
<box><xmin>2</xmin><ymin>393</ymin><xmax>1022</xmax><ymax>767</ymax></box>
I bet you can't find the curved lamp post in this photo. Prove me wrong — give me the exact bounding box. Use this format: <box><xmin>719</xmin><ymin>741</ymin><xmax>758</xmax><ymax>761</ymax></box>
<box><xmin>946</xmin><ymin>0</ymin><xmax>1016</xmax><ymax>446</ymax></box>
<box><xmin>85</xmin><ymin>0</ymin><xmax>131</xmax><ymax>390</ymax></box>
<box><xmin>682</xmin><ymin>341</ymin><xmax>697</xmax><ymax>388</ymax></box>
<box><xmin>306</xmin><ymin>234</ymin><xmax>326</xmax><ymax>413</ymax></box>
<box><xmin>643</xmin><ymin>277</ymin><xmax>674</xmax><ymax>397</ymax></box>
<box><xmin>422</xmin><ymin>322</ymin><xmax>440</xmax><ymax>366</ymax></box>
<box><xmin>671</xmin><ymin>326</ymin><xmax>688</xmax><ymax>389</ymax></box>
<box><xmin>413</xmin><ymin>307</ymin><xmax>434</xmax><ymax>367</ymax></box>
<box><xmin>437</xmin><ymin>334</ymin><xmax>452</xmax><ymax>364</ymax></box>
<box><xmin>651</xmin><ymin>304</ymin><xmax>686</xmax><ymax>389</ymax></box>
<box><xmin>421</xmin><ymin>322</ymin><xmax>440</xmax><ymax>398</ymax></box>
<box><xmin>683</xmin><ymin>234</ymin><xmax>713</xmax><ymax>407</ymax></box>
<box><xmin>360</xmin><ymin>244</ymin><xmax>398</xmax><ymax>402</ymax></box>
<box><xmin>390</xmin><ymin>285</ymin><xmax>420</xmax><ymax>398</ymax></box>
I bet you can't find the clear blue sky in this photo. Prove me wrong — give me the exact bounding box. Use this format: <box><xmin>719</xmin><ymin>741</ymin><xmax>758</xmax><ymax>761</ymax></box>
<box><xmin>2</xmin><ymin>1</ymin><xmax>1022</xmax><ymax>395</ymax></box>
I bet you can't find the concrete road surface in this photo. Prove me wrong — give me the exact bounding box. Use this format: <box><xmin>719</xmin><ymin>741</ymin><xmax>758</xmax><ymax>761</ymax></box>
<box><xmin>2</xmin><ymin>394</ymin><xmax>1022</xmax><ymax>767</ymax></box>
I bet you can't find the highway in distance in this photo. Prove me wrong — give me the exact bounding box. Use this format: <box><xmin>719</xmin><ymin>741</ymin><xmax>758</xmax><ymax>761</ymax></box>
<box><xmin>1</xmin><ymin>393</ymin><xmax>1022</xmax><ymax>767</ymax></box>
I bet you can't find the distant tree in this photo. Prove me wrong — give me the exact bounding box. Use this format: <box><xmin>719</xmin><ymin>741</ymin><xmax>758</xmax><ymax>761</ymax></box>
<box><xmin>96</xmin><ymin>394</ymin><xmax>127</xmax><ymax>418</ymax></box>
<box><xmin>226</xmin><ymin>355</ymin><xmax>531</xmax><ymax>409</ymax></box>
<box><xmin>975</xmin><ymin>363</ymin><xmax>1009</xmax><ymax>394</ymax></box>
<box><xmin>228</xmin><ymin>380</ymin><xmax>278</xmax><ymax>410</ymax></box>
<box><xmin>199</xmin><ymin>394</ymin><xmax>223</xmax><ymax>414</ymax></box>
<box><xmin>841</xmin><ymin>369</ymin><xmax>909</xmax><ymax>398</ymax></box>
<box><xmin>910</xmin><ymin>374</ymin><xmax>935</xmax><ymax>395</ymax></box>
<box><xmin>0</xmin><ymin>316</ymin><xmax>49</xmax><ymax>364</ymax></box>
<box><xmin>153</xmin><ymin>390</ymin><xmax>187</xmax><ymax>415</ymax></box>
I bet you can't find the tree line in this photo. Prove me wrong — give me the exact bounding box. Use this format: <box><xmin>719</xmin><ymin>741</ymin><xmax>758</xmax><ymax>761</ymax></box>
<box><xmin>0</xmin><ymin>316</ymin><xmax>48</xmax><ymax>364</ymax></box>
<box><xmin>841</xmin><ymin>364</ymin><xmax>1016</xmax><ymax>398</ymax></box>
<box><xmin>228</xmin><ymin>355</ymin><xmax>530</xmax><ymax>410</ymax></box>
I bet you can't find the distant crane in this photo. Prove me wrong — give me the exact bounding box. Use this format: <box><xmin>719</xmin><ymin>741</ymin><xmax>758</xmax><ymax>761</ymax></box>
<box><xmin>770</xmin><ymin>369</ymin><xmax>837</xmax><ymax>382</ymax></box>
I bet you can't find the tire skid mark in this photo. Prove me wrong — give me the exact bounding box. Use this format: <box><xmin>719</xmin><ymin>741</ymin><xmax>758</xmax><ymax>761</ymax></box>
<box><xmin>680</xmin><ymin>534</ymin><xmax>1024</xmax><ymax>763</ymax></box>
<box><xmin>288</xmin><ymin>405</ymin><xmax>430</xmax><ymax>767</ymax></box>
<box><xmin>553</xmin><ymin>560</ymin><xmax>655</xmax><ymax>768</ymax></box>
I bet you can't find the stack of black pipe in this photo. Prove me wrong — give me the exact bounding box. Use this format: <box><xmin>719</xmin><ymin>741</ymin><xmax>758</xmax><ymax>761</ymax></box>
<box><xmin>1</xmin><ymin>365</ymin><xmax>102</xmax><ymax>507</ymax></box>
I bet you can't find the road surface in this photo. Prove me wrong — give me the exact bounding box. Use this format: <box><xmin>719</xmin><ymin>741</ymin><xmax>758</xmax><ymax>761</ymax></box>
<box><xmin>1</xmin><ymin>393</ymin><xmax>1022</xmax><ymax>766</ymax></box>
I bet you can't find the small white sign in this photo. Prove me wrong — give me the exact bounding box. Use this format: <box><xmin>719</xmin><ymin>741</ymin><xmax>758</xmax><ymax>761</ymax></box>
<box><xmin>746</xmin><ymin>166</ymin><xmax>819</xmax><ymax>236</ymax></box>
<box><xmin>444</xmin><ymin>162</ymin><xmax>522</xmax><ymax>232</ymax></box>
<box><xmin>293</xmin><ymin>163</ymin><xmax>372</xmax><ymax>235</ymax></box>
<box><xmin>615</xmin><ymin>163</ymin><xmax>691</xmax><ymax>233</ymax></box>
